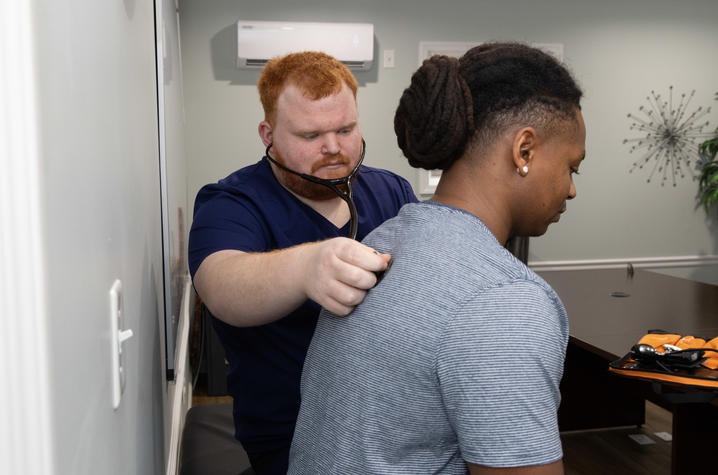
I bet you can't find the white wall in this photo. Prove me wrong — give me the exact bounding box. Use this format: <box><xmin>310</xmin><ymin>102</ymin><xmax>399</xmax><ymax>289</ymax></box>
<box><xmin>179</xmin><ymin>0</ymin><xmax>718</xmax><ymax>264</ymax></box>
<box><xmin>20</xmin><ymin>0</ymin><xmax>168</xmax><ymax>473</ymax></box>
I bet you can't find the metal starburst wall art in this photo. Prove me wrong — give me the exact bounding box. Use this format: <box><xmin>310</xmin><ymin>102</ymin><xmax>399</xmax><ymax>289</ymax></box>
<box><xmin>623</xmin><ymin>86</ymin><xmax>712</xmax><ymax>187</ymax></box>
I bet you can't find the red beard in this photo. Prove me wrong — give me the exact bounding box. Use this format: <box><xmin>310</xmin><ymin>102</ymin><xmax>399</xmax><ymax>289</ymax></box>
<box><xmin>271</xmin><ymin>149</ymin><xmax>355</xmax><ymax>200</ymax></box>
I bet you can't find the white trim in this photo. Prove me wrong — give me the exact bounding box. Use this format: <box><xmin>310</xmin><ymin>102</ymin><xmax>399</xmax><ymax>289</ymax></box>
<box><xmin>165</xmin><ymin>277</ymin><xmax>194</xmax><ymax>475</ymax></box>
<box><xmin>0</xmin><ymin>1</ymin><xmax>55</xmax><ymax>473</ymax></box>
<box><xmin>529</xmin><ymin>255</ymin><xmax>718</xmax><ymax>273</ymax></box>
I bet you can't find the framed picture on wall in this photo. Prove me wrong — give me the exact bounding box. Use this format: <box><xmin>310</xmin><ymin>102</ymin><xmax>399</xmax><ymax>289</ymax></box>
<box><xmin>418</xmin><ymin>41</ymin><xmax>479</xmax><ymax>66</ymax></box>
<box><xmin>531</xmin><ymin>43</ymin><xmax>564</xmax><ymax>61</ymax></box>
<box><xmin>415</xmin><ymin>41</ymin><xmax>564</xmax><ymax>195</ymax></box>
<box><xmin>419</xmin><ymin>168</ymin><xmax>443</xmax><ymax>195</ymax></box>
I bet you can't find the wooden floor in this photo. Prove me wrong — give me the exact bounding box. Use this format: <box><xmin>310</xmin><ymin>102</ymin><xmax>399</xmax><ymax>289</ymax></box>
<box><xmin>191</xmin><ymin>392</ymin><xmax>232</xmax><ymax>406</ymax></box>
<box><xmin>562</xmin><ymin>402</ymin><xmax>672</xmax><ymax>475</ymax></box>
<box><xmin>192</xmin><ymin>381</ymin><xmax>673</xmax><ymax>475</ymax></box>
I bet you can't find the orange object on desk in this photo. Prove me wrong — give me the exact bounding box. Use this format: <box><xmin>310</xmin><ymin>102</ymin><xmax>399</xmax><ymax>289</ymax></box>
<box><xmin>610</xmin><ymin>331</ymin><xmax>718</xmax><ymax>388</ymax></box>
<box><xmin>703</xmin><ymin>337</ymin><xmax>718</xmax><ymax>370</ymax></box>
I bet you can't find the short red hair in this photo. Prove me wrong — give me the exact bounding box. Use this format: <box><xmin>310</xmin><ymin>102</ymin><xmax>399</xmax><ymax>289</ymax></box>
<box><xmin>258</xmin><ymin>51</ymin><xmax>358</xmax><ymax>126</ymax></box>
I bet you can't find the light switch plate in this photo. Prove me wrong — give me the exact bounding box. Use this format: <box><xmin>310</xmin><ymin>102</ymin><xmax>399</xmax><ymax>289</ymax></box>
<box><xmin>110</xmin><ymin>279</ymin><xmax>133</xmax><ymax>409</ymax></box>
<box><xmin>383</xmin><ymin>49</ymin><xmax>395</xmax><ymax>68</ymax></box>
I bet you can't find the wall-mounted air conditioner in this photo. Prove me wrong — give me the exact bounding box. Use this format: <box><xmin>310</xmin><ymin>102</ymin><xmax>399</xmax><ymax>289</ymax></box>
<box><xmin>236</xmin><ymin>20</ymin><xmax>374</xmax><ymax>71</ymax></box>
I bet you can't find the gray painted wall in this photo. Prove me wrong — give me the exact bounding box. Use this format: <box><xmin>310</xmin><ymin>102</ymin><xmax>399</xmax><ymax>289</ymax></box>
<box><xmin>33</xmin><ymin>0</ymin><xmax>167</xmax><ymax>473</ymax></box>
<box><xmin>179</xmin><ymin>0</ymin><xmax>718</xmax><ymax>263</ymax></box>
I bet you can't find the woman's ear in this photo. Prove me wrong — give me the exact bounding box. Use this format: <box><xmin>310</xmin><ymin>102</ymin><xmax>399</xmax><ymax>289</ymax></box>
<box><xmin>512</xmin><ymin>127</ymin><xmax>537</xmax><ymax>175</ymax></box>
<box><xmin>258</xmin><ymin>121</ymin><xmax>273</xmax><ymax>147</ymax></box>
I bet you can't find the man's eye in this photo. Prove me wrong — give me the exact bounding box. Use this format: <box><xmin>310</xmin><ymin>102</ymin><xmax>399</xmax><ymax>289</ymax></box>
<box><xmin>303</xmin><ymin>134</ymin><xmax>318</xmax><ymax>140</ymax></box>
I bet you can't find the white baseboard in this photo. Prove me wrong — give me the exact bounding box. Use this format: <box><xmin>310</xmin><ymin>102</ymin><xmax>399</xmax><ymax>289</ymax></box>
<box><xmin>165</xmin><ymin>277</ymin><xmax>194</xmax><ymax>475</ymax></box>
<box><xmin>529</xmin><ymin>255</ymin><xmax>718</xmax><ymax>272</ymax></box>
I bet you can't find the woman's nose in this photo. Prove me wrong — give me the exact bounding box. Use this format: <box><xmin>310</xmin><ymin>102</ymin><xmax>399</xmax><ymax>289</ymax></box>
<box><xmin>568</xmin><ymin>181</ymin><xmax>577</xmax><ymax>199</ymax></box>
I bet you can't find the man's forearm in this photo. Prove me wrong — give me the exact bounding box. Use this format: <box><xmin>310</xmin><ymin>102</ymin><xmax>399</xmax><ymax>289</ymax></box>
<box><xmin>193</xmin><ymin>246</ymin><xmax>312</xmax><ymax>327</ymax></box>
<box><xmin>194</xmin><ymin>238</ymin><xmax>390</xmax><ymax>326</ymax></box>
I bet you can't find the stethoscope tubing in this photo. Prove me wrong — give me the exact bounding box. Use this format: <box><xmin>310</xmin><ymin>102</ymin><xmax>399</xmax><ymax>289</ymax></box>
<box><xmin>264</xmin><ymin>139</ymin><xmax>366</xmax><ymax>240</ymax></box>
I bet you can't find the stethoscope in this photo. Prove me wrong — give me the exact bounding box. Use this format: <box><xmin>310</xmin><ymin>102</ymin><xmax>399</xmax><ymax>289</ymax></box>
<box><xmin>264</xmin><ymin>138</ymin><xmax>366</xmax><ymax>240</ymax></box>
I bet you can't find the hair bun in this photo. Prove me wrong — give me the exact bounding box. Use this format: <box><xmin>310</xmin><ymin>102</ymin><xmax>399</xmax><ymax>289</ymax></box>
<box><xmin>394</xmin><ymin>55</ymin><xmax>474</xmax><ymax>170</ymax></box>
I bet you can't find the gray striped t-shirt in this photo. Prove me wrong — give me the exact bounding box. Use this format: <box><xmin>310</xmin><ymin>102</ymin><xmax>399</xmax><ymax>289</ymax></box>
<box><xmin>289</xmin><ymin>201</ymin><xmax>568</xmax><ymax>474</ymax></box>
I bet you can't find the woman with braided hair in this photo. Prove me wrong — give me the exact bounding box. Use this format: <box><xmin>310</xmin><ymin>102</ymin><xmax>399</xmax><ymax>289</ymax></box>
<box><xmin>290</xmin><ymin>42</ymin><xmax>586</xmax><ymax>474</ymax></box>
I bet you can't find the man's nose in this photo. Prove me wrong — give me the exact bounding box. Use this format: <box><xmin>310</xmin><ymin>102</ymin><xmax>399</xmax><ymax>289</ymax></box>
<box><xmin>321</xmin><ymin>134</ymin><xmax>340</xmax><ymax>155</ymax></box>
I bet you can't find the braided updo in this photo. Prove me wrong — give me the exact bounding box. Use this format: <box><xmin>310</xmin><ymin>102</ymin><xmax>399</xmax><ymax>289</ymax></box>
<box><xmin>394</xmin><ymin>56</ymin><xmax>475</xmax><ymax>170</ymax></box>
<box><xmin>394</xmin><ymin>42</ymin><xmax>583</xmax><ymax>171</ymax></box>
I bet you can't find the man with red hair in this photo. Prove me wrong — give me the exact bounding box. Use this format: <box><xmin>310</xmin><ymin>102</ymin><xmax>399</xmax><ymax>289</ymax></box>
<box><xmin>189</xmin><ymin>51</ymin><xmax>416</xmax><ymax>474</ymax></box>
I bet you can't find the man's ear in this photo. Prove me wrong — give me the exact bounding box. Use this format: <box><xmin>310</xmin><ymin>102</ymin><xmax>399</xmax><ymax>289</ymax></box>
<box><xmin>258</xmin><ymin>121</ymin><xmax>273</xmax><ymax>147</ymax></box>
<box><xmin>512</xmin><ymin>127</ymin><xmax>537</xmax><ymax>172</ymax></box>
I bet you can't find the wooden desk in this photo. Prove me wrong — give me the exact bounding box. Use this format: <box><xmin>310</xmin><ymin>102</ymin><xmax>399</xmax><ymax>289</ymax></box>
<box><xmin>538</xmin><ymin>268</ymin><xmax>718</xmax><ymax>475</ymax></box>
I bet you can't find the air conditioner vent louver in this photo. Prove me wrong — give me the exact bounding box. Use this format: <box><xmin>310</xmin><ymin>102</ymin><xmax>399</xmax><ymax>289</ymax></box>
<box><xmin>245</xmin><ymin>59</ymin><xmax>269</xmax><ymax>67</ymax></box>
<box><xmin>340</xmin><ymin>61</ymin><xmax>366</xmax><ymax>69</ymax></box>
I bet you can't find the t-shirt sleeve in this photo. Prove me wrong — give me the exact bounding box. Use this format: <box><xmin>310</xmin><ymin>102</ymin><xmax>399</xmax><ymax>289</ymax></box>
<box><xmin>436</xmin><ymin>280</ymin><xmax>568</xmax><ymax>468</ymax></box>
<box><xmin>188</xmin><ymin>186</ymin><xmax>271</xmax><ymax>277</ymax></box>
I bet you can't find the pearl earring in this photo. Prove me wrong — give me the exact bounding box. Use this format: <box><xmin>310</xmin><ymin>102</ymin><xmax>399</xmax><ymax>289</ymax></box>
<box><xmin>517</xmin><ymin>165</ymin><xmax>529</xmax><ymax>175</ymax></box>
